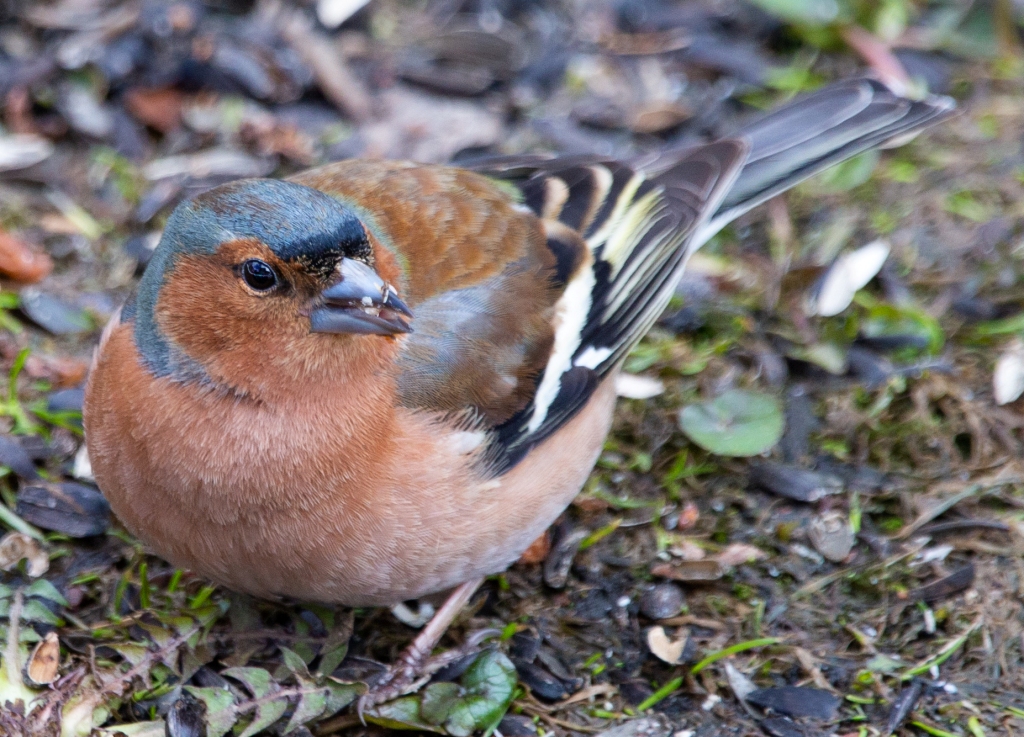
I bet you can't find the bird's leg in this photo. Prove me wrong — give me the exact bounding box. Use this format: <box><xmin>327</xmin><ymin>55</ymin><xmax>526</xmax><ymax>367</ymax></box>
<box><xmin>357</xmin><ymin>577</ymin><xmax>486</xmax><ymax>718</ymax></box>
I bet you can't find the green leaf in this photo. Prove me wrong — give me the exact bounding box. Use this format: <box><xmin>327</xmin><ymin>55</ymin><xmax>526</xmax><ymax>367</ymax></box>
<box><xmin>238</xmin><ymin>699</ymin><xmax>288</xmax><ymax>737</ymax></box>
<box><xmin>857</xmin><ymin>296</ymin><xmax>944</xmax><ymax>354</ymax></box>
<box><xmin>223</xmin><ymin>666</ymin><xmax>276</xmax><ymax>699</ymax></box>
<box><xmin>746</xmin><ymin>0</ymin><xmax>840</xmax><ymax>25</ymax></box>
<box><xmin>323</xmin><ymin>679</ymin><xmax>364</xmax><ymax>717</ymax></box>
<box><xmin>440</xmin><ymin>652</ymin><xmax>515</xmax><ymax>736</ymax></box>
<box><xmin>368</xmin><ymin>695</ymin><xmax>437</xmax><ymax>732</ymax></box>
<box><xmin>679</xmin><ymin>389</ymin><xmax>785</xmax><ymax>457</ymax></box>
<box><xmin>111</xmin><ymin>643</ymin><xmax>150</xmax><ymax>666</ymax></box>
<box><xmin>21</xmin><ymin>599</ymin><xmax>63</xmax><ymax>625</ymax></box>
<box><xmin>185</xmin><ymin>686</ymin><xmax>237</xmax><ymax>737</ymax></box>
<box><xmin>367</xmin><ymin>651</ymin><xmax>517</xmax><ymax>736</ymax></box>
<box><xmin>279</xmin><ymin>646</ymin><xmax>311</xmax><ymax>678</ymax></box>
<box><xmin>137</xmin><ymin>622</ymin><xmax>173</xmax><ymax>648</ymax></box>
<box><xmin>318</xmin><ymin>643</ymin><xmax>348</xmax><ymax>678</ymax></box>
<box><xmin>814</xmin><ymin>150</ymin><xmax>880</xmax><ymax>192</ymax></box>
<box><xmin>421</xmin><ymin>682</ymin><xmax>462</xmax><ymax>726</ymax></box>
<box><xmin>24</xmin><ymin>578</ymin><xmax>68</xmax><ymax>606</ymax></box>
<box><xmin>284</xmin><ymin>687</ymin><xmax>328</xmax><ymax>733</ymax></box>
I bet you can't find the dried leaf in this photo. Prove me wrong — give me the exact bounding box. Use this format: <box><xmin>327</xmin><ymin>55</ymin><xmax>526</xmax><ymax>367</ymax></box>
<box><xmin>0</xmin><ymin>134</ymin><xmax>53</xmax><ymax>171</ymax></box>
<box><xmin>0</xmin><ymin>531</ymin><xmax>49</xmax><ymax>577</ymax></box>
<box><xmin>615</xmin><ymin>373</ymin><xmax>665</xmax><ymax>399</ymax></box>
<box><xmin>517</xmin><ymin>531</ymin><xmax>550</xmax><ymax>565</ymax></box>
<box><xmin>24</xmin><ymin>631</ymin><xmax>59</xmax><ymax>686</ymax></box>
<box><xmin>808</xmin><ymin>240</ymin><xmax>890</xmax><ymax>317</ymax></box>
<box><xmin>317</xmin><ymin>0</ymin><xmax>372</xmax><ymax>29</ymax></box>
<box><xmin>807</xmin><ymin>512</ymin><xmax>855</xmax><ymax>562</ymax></box>
<box><xmin>125</xmin><ymin>87</ymin><xmax>184</xmax><ymax>132</ymax></box>
<box><xmin>651</xmin><ymin>559</ymin><xmax>724</xmax><ymax>582</ymax></box>
<box><xmin>714</xmin><ymin>543</ymin><xmax>768</xmax><ymax>567</ymax></box>
<box><xmin>994</xmin><ymin>338</ymin><xmax>1024</xmax><ymax>404</ymax></box>
<box><xmin>0</xmin><ymin>231</ymin><xmax>53</xmax><ymax>283</ymax></box>
<box><xmin>646</xmin><ymin>626</ymin><xmax>687</xmax><ymax>665</ymax></box>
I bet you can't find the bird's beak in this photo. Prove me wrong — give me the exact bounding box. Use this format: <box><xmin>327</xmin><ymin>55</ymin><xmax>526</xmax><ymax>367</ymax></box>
<box><xmin>310</xmin><ymin>258</ymin><xmax>413</xmax><ymax>336</ymax></box>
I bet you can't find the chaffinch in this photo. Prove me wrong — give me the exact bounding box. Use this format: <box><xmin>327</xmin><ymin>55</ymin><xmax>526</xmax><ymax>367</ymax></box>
<box><xmin>83</xmin><ymin>78</ymin><xmax>954</xmax><ymax>706</ymax></box>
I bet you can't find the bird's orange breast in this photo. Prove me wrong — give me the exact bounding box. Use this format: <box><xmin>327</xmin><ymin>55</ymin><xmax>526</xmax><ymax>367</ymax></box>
<box><xmin>84</xmin><ymin>321</ymin><xmax>617</xmax><ymax>606</ymax></box>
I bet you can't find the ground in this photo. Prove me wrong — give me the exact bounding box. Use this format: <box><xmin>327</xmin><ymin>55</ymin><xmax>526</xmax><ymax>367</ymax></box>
<box><xmin>0</xmin><ymin>1</ymin><xmax>1023</xmax><ymax>736</ymax></box>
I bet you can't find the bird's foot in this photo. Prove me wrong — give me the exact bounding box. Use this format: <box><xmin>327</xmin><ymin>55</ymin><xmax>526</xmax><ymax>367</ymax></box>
<box><xmin>354</xmin><ymin>577</ymin><xmax>487</xmax><ymax>722</ymax></box>
<box><xmin>356</xmin><ymin>628</ymin><xmax>499</xmax><ymax>720</ymax></box>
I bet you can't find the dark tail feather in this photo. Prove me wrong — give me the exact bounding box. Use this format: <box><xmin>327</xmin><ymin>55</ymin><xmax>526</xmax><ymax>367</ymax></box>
<box><xmin>696</xmin><ymin>78</ymin><xmax>956</xmax><ymax>246</ymax></box>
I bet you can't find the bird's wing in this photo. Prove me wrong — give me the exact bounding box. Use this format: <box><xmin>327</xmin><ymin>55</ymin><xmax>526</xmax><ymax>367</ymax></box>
<box><xmin>472</xmin><ymin>143</ymin><xmax>748</xmax><ymax>471</ymax></box>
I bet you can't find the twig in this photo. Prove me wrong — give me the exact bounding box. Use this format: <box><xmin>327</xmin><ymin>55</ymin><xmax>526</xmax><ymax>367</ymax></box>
<box><xmin>4</xmin><ymin>589</ymin><xmax>23</xmax><ymax>686</ymax></box>
<box><xmin>840</xmin><ymin>25</ymin><xmax>911</xmax><ymax>95</ymax></box>
<box><xmin>280</xmin><ymin>11</ymin><xmax>371</xmax><ymax>122</ymax></box>
<box><xmin>520</xmin><ymin>705</ymin><xmax>604</xmax><ymax>733</ymax></box>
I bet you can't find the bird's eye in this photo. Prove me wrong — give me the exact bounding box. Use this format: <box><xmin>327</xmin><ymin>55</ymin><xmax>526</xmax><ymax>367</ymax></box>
<box><xmin>241</xmin><ymin>259</ymin><xmax>278</xmax><ymax>291</ymax></box>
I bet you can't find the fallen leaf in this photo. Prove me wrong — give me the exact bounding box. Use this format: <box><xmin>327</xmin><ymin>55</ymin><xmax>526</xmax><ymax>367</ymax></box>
<box><xmin>24</xmin><ymin>354</ymin><xmax>89</xmax><ymax>387</ymax></box>
<box><xmin>518</xmin><ymin>530</ymin><xmax>551</xmax><ymax>565</ymax></box>
<box><xmin>24</xmin><ymin>631</ymin><xmax>60</xmax><ymax>686</ymax></box>
<box><xmin>0</xmin><ymin>531</ymin><xmax>48</xmax><ymax>577</ymax></box>
<box><xmin>668</xmin><ymin>539</ymin><xmax>705</xmax><ymax>561</ymax></box>
<box><xmin>714</xmin><ymin>543</ymin><xmax>768</xmax><ymax>567</ymax></box>
<box><xmin>615</xmin><ymin>373</ymin><xmax>665</xmax><ymax>399</ymax></box>
<box><xmin>0</xmin><ymin>230</ymin><xmax>53</xmax><ymax>282</ymax></box>
<box><xmin>125</xmin><ymin>87</ymin><xmax>184</xmax><ymax>133</ymax></box>
<box><xmin>679</xmin><ymin>389</ymin><xmax>784</xmax><ymax>457</ymax></box>
<box><xmin>807</xmin><ymin>239</ymin><xmax>890</xmax><ymax>317</ymax></box>
<box><xmin>676</xmin><ymin>501</ymin><xmax>700</xmax><ymax>530</ymax></box>
<box><xmin>994</xmin><ymin>338</ymin><xmax>1024</xmax><ymax>405</ymax></box>
<box><xmin>317</xmin><ymin>0</ymin><xmax>371</xmax><ymax>28</ymax></box>
<box><xmin>651</xmin><ymin>559</ymin><xmax>724</xmax><ymax>581</ymax></box>
<box><xmin>0</xmin><ymin>134</ymin><xmax>54</xmax><ymax>171</ymax></box>
<box><xmin>646</xmin><ymin>626</ymin><xmax>687</xmax><ymax>665</ymax></box>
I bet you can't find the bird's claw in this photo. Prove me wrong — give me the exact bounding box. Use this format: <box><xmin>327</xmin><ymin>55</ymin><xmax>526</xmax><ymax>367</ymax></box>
<box><xmin>355</xmin><ymin>628</ymin><xmax>502</xmax><ymax>723</ymax></box>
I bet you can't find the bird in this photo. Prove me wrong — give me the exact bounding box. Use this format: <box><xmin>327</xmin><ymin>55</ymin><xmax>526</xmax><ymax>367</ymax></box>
<box><xmin>83</xmin><ymin>78</ymin><xmax>954</xmax><ymax>709</ymax></box>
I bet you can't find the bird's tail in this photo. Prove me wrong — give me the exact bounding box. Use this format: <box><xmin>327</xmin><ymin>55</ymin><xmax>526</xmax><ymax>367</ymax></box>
<box><xmin>693</xmin><ymin>77</ymin><xmax>957</xmax><ymax>248</ymax></box>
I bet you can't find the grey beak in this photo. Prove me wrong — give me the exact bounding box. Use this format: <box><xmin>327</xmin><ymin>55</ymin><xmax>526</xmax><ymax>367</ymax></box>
<box><xmin>310</xmin><ymin>258</ymin><xmax>413</xmax><ymax>336</ymax></box>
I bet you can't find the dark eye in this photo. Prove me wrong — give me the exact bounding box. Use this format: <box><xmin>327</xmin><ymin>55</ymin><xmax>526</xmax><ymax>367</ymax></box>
<box><xmin>241</xmin><ymin>259</ymin><xmax>277</xmax><ymax>291</ymax></box>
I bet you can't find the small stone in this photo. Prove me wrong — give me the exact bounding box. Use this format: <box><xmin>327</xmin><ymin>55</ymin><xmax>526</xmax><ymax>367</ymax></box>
<box><xmin>17</xmin><ymin>482</ymin><xmax>110</xmax><ymax>537</ymax></box>
<box><xmin>746</xmin><ymin>686</ymin><xmax>841</xmax><ymax>720</ymax></box>
<box><xmin>639</xmin><ymin>582</ymin><xmax>685</xmax><ymax>620</ymax></box>
<box><xmin>807</xmin><ymin>511</ymin><xmax>855</xmax><ymax>562</ymax></box>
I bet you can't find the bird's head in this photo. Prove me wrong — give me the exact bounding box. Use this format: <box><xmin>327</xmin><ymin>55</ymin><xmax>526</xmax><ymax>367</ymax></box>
<box><xmin>131</xmin><ymin>178</ymin><xmax>411</xmax><ymax>394</ymax></box>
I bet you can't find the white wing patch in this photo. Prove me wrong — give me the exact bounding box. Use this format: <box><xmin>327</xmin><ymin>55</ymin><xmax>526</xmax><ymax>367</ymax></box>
<box><xmin>525</xmin><ymin>249</ymin><xmax>596</xmax><ymax>432</ymax></box>
<box><xmin>574</xmin><ymin>346</ymin><xmax>612</xmax><ymax>369</ymax></box>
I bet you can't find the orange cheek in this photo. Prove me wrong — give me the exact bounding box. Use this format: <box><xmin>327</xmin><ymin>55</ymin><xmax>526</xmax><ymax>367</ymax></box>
<box><xmin>154</xmin><ymin>249</ymin><xmax>307</xmax><ymax>366</ymax></box>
